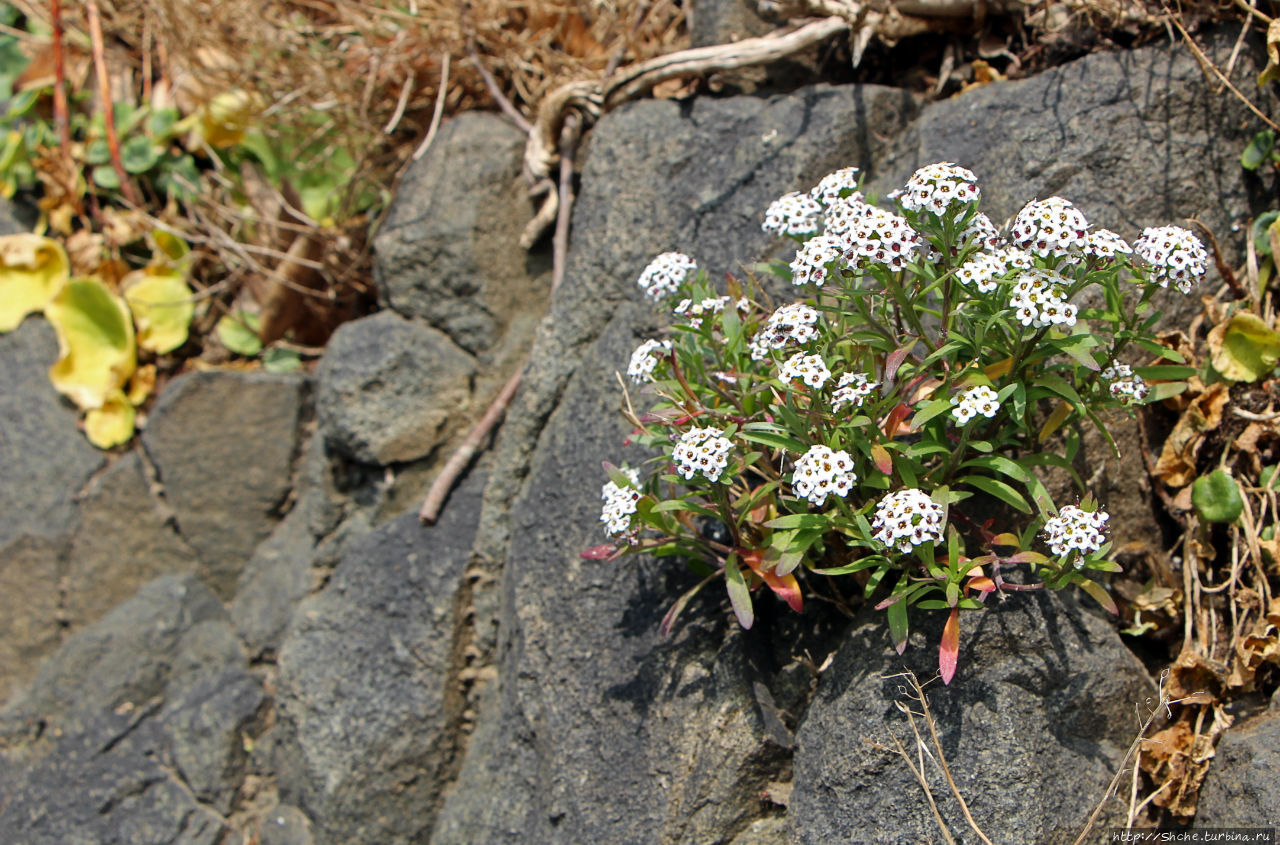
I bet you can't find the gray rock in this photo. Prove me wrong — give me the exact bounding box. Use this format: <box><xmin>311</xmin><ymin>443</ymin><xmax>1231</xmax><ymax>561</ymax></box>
<box><xmin>691</xmin><ymin>0</ymin><xmax>774</xmax><ymax>47</ymax></box>
<box><xmin>250</xmin><ymin>805</ymin><xmax>316</xmax><ymax>845</ymax></box>
<box><xmin>788</xmin><ymin>591</ymin><xmax>1153</xmax><ymax>843</ymax></box>
<box><xmin>375</xmin><ymin>112</ymin><xmax>551</xmax><ymax>355</ymax></box>
<box><xmin>0</xmin><ymin>534</ymin><xmax>67</xmax><ymax>703</ymax></box>
<box><xmin>273</xmin><ymin>469</ymin><xmax>486</xmax><ymax>844</ymax></box>
<box><xmin>0</xmin><ymin>575</ymin><xmax>263</xmax><ymax>844</ymax></box>
<box><xmin>229</xmin><ymin>504</ymin><xmax>319</xmax><ymax>660</ymax></box>
<box><xmin>436</xmin><ymin>83</ymin><xmax>917</xmax><ymax>845</ymax></box>
<box><xmin>0</xmin><ymin>317</ymin><xmax>103</xmax><ymax>548</ymax></box>
<box><xmin>315</xmin><ymin>311</ymin><xmax>475</xmax><ymax>465</ymax></box>
<box><xmin>64</xmin><ymin>452</ymin><xmax>196</xmax><ymax>630</ymax></box>
<box><xmin>142</xmin><ymin>371</ymin><xmax>305</xmax><ymax>600</ymax></box>
<box><xmin>0</xmin><ymin>195</ymin><xmax>36</xmax><ymax>235</ymax></box>
<box><xmin>1195</xmin><ymin>711</ymin><xmax>1280</xmax><ymax>828</ymax></box>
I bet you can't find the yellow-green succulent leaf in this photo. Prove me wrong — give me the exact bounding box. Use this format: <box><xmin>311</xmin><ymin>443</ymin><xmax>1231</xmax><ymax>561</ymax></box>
<box><xmin>84</xmin><ymin>391</ymin><xmax>137</xmax><ymax>449</ymax></box>
<box><xmin>124</xmin><ymin>268</ymin><xmax>194</xmax><ymax>354</ymax></box>
<box><xmin>45</xmin><ymin>277</ymin><xmax>137</xmax><ymax>410</ymax></box>
<box><xmin>0</xmin><ymin>233</ymin><xmax>70</xmax><ymax>331</ymax></box>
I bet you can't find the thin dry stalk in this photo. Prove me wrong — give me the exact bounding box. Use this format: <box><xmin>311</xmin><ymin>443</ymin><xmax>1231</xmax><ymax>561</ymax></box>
<box><xmin>85</xmin><ymin>0</ymin><xmax>140</xmax><ymax>205</ymax></box>
<box><xmin>887</xmin><ymin>725</ymin><xmax>957</xmax><ymax>845</ymax></box>
<box><xmin>413</xmin><ymin>54</ymin><xmax>450</xmax><ymax>160</ymax></box>
<box><xmin>50</xmin><ymin>0</ymin><xmax>72</xmax><ymax>171</ymax></box>
<box><xmin>1170</xmin><ymin>12</ymin><xmax>1280</xmax><ymax>133</ymax></box>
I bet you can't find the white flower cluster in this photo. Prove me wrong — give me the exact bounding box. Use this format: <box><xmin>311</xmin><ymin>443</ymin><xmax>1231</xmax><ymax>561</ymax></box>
<box><xmin>600</xmin><ymin>468</ymin><xmax>641</xmax><ymax>536</ymax></box>
<box><xmin>792</xmin><ymin>444</ymin><xmax>856</xmax><ymax>506</ymax></box>
<box><xmin>674</xmin><ymin>296</ymin><xmax>730</xmax><ymax>328</ymax></box>
<box><xmin>749</xmin><ymin>302</ymin><xmax>821</xmax><ymax>360</ymax></box>
<box><xmin>1042</xmin><ymin>504</ymin><xmax>1109</xmax><ymax>564</ymax></box>
<box><xmin>779</xmin><ymin>352</ymin><xmax>832</xmax><ymax>388</ymax></box>
<box><xmin>637</xmin><ymin>252</ymin><xmax>697</xmax><ymax>300</ymax></box>
<box><xmin>822</xmin><ymin>194</ymin><xmax>877</xmax><ymax>237</ymax></box>
<box><xmin>1101</xmin><ymin>362</ymin><xmax>1149</xmax><ymax>404</ymax></box>
<box><xmin>1134</xmin><ymin>226</ymin><xmax>1208</xmax><ymax>295</ymax></box>
<box><xmin>841</xmin><ymin>205</ymin><xmax>921</xmax><ymax>271</ymax></box>
<box><xmin>1010</xmin><ymin>268</ymin><xmax>1077</xmax><ymax>328</ymax></box>
<box><xmin>763</xmin><ymin>191</ymin><xmax>823</xmax><ymax>237</ymax></box>
<box><xmin>1010</xmin><ymin>197</ymin><xmax>1090</xmax><ymax>260</ymax></box>
<box><xmin>956</xmin><ymin>251</ymin><xmax>1010</xmax><ymax>293</ymax></box>
<box><xmin>951</xmin><ymin>385</ymin><xmax>1001</xmax><ymax>425</ymax></box>
<box><xmin>898</xmin><ymin>162</ymin><xmax>980</xmax><ymax>216</ymax></box>
<box><xmin>810</xmin><ymin>167</ymin><xmax>862</xmax><ymax>206</ymax></box>
<box><xmin>872</xmin><ymin>488</ymin><xmax>946</xmax><ymax>554</ymax></box>
<box><xmin>672</xmin><ymin>426</ymin><xmax>734</xmax><ymax>482</ymax></box>
<box><xmin>790</xmin><ymin>233</ymin><xmax>844</xmax><ymax>287</ymax></box>
<box><xmin>627</xmin><ymin>338</ymin><xmax>671</xmax><ymax>383</ymax></box>
<box><xmin>1085</xmin><ymin>229</ymin><xmax>1132</xmax><ymax>263</ymax></box>
<box><xmin>960</xmin><ymin>212</ymin><xmax>1003</xmax><ymax>252</ymax></box>
<box><xmin>831</xmin><ymin>371</ymin><xmax>878</xmax><ymax>410</ymax></box>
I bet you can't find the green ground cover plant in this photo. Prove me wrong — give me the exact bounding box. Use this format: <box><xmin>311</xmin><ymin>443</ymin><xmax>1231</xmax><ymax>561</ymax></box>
<box><xmin>589</xmin><ymin>163</ymin><xmax>1206</xmax><ymax>682</ymax></box>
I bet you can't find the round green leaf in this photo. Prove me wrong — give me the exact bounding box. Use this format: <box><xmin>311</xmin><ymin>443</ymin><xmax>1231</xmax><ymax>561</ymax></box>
<box><xmin>91</xmin><ymin>164</ymin><xmax>120</xmax><ymax>190</ymax></box>
<box><xmin>1192</xmin><ymin>469</ymin><xmax>1244</xmax><ymax>524</ymax></box>
<box><xmin>216</xmin><ymin>311</ymin><xmax>262</xmax><ymax>357</ymax></box>
<box><xmin>120</xmin><ymin>135</ymin><xmax>161</xmax><ymax>174</ymax></box>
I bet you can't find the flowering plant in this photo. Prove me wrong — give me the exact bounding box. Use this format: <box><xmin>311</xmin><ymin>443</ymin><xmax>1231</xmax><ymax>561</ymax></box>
<box><xmin>588</xmin><ymin>163</ymin><xmax>1203</xmax><ymax>682</ymax></box>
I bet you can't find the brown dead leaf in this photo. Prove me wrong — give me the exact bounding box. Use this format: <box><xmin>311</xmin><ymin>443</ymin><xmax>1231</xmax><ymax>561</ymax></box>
<box><xmin>652</xmin><ymin>76</ymin><xmax>698</xmax><ymax>99</ymax></box>
<box><xmin>1165</xmin><ymin>649</ymin><xmax>1225</xmax><ymax>703</ymax></box>
<box><xmin>1235</xmin><ymin>420</ymin><xmax>1280</xmax><ymax>453</ymax></box>
<box><xmin>1139</xmin><ymin>718</ymin><xmax>1216</xmax><ymax>819</ymax></box>
<box><xmin>1154</xmin><ymin>384</ymin><xmax>1229</xmax><ymax>486</ymax></box>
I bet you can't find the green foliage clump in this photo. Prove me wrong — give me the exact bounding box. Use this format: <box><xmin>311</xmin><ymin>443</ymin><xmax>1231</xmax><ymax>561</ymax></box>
<box><xmin>590</xmin><ymin>163</ymin><xmax>1204</xmax><ymax>682</ymax></box>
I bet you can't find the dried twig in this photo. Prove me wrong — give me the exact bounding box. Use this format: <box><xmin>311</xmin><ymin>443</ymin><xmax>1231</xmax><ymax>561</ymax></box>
<box><xmin>413</xmin><ymin>54</ymin><xmax>450</xmax><ymax>160</ymax></box>
<box><xmin>1170</xmin><ymin>13</ymin><xmax>1280</xmax><ymax>134</ymax></box>
<box><xmin>50</xmin><ymin>0</ymin><xmax>72</xmax><ymax>173</ymax></box>
<box><xmin>85</xmin><ymin>0</ymin><xmax>140</xmax><ymax>206</ymax></box>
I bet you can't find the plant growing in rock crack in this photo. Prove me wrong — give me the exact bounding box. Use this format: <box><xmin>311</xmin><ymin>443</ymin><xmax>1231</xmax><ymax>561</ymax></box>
<box><xmin>586</xmin><ymin>162</ymin><xmax>1207</xmax><ymax>682</ymax></box>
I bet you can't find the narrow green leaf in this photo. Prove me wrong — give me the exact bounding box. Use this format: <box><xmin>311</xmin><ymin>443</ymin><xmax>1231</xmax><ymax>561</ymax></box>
<box><xmin>725</xmin><ymin>555</ymin><xmax>754</xmax><ymax>629</ymax></box>
<box><xmin>960</xmin><ymin>474</ymin><xmax>1032</xmax><ymax>514</ymax></box>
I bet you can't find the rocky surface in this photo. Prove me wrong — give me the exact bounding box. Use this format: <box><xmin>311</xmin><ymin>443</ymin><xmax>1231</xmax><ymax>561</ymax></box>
<box><xmin>0</xmin><ymin>30</ymin><xmax>1275</xmax><ymax>845</ymax></box>
<box><xmin>1194</xmin><ymin>709</ymin><xmax>1280</xmax><ymax>828</ymax></box>
<box><xmin>315</xmin><ymin>310</ymin><xmax>476</xmax><ymax>466</ymax></box>
<box><xmin>142</xmin><ymin>370</ymin><xmax>306</xmax><ymax>600</ymax></box>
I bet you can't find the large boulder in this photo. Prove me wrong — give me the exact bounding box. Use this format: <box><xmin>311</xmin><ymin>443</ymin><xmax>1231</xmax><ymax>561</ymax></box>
<box><xmin>1195</xmin><ymin>710</ymin><xmax>1280</xmax><ymax>828</ymax></box>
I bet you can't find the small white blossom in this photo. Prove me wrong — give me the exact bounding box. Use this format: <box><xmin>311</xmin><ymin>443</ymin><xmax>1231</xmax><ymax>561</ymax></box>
<box><xmin>955</xmin><ymin>251</ymin><xmax>1010</xmax><ymax>293</ymax></box>
<box><xmin>792</xmin><ymin>444</ymin><xmax>856</xmax><ymax>507</ymax></box>
<box><xmin>822</xmin><ymin>195</ymin><xmax>878</xmax><ymax>238</ymax></box>
<box><xmin>898</xmin><ymin>162</ymin><xmax>980</xmax><ymax>216</ymax></box>
<box><xmin>790</xmin><ymin>233</ymin><xmax>844</xmax><ymax>287</ymax></box>
<box><xmin>810</xmin><ymin>167</ymin><xmax>862</xmax><ymax>206</ymax></box>
<box><xmin>837</xmin><ymin>205</ymin><xmax>921</xmax><ymax>272</ymax></box>
<box><xmin>1008</xmin><ymin>268</ymin><xmax>1077</xmax><ymax>329</ymax></box>
<box><xmin>674</xmin><ymin>296</ymin><xmax>730</xmax><ymax>328</ymax></box>
<box><xmin>1041</xmin><ymin>505</ymin><xmax>1109</xmax><ymax>564</ymax></box>
<box><xmin>1101</xmin><ymin>362</ymin><xmax>1149</xmax><ymax>404</ymax></box>
<box><xmin>872</xmin><ymin>488</ymin><xmax>946</xmax><ymax>554</ymax></box>
<box><xmin>672</xmin><ymin>427</ymin><xmax>734</xmax><ymax>483</ymax></box>
<box><xmin>779</xmin><ymin>352</ymin><xmax>832</xmax><ymax>389</ymax></box>
<box><xmin>1010</xmin><ymin>197</ymin><xmax>1090</xmax><ymax>260</ymax></box>
<box><xmin>601</xmin><ymin>468</ymin><xmax>642</xmax><ymax>536</ymax></box>
<box><xmin>831</xmin><ymin>372</ymin><xmax>878</xmax><ymax>410</ymax></box>
<box><xmin>950</xmin><ymin>385</ymin><xmax>1001</xmax><ymax>425</ymax></box>
<box><xmin>1085</xmin><ymin>229</ymin><xmax>1132</xmax><ymax>263</ymax></box>
<box><xmin>749</xmin><ymin>302</ymin><xmax>821</xmax><ymax>360</ymax></box>
<box><xmin>627</xmin><ymin>339</ymin><xmax>672</xmax><ymax>383</ymax></box>
<box><xmin>637</xmin><ymin>252</ymin><xmax>697</xmax><ymax>300</ymax></box>
<box><xmin>763</xmin><ymin>191</ymin><xmax>823</xmax><ymax>237</ymax></box>
<box><xmin>1134</xmin><ymin>226</ymin><xmax>1208</xmax><ymax>294</ymax></box>
<box><xmin>959</xmin><ymin>212</ymin><xmax>1003</xmax><ymax>252</ymax></box>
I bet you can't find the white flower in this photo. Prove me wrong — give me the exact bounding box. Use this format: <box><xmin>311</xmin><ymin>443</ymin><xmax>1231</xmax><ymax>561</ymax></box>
<box><xmin>1085</xmin><ymin>229</ymin><xmax>1132</xmax><ymax>262</ymax></box>
<box><xmin>898</xmin><ymin>162</ymin><xmax>981</xmax><ymax>216</ymax></box>
<box><xmin>955</xmin><ymin>251</ymin><xmax>1010</xmax><ymax>293</ymax></box>
<box><xmin>1134</xmin><ymin>226</ymin><xmax>1208</xmax><ymax>295</ymax></box>
<box><xmin>822</xmin><ymin>195</ymin><xmax>878</xmax><ymax>238</ymax></box>
<box><xmin>1010</xmin><ymin>197</ymin><xmax>1090</xmax><ymax>260</ymax></box>
<box><xmin>749</xmin><ymin>302</ymin><xmax>821</xmax><ymax>360</ymax></box>
<box><xmin>1008</xmin><ymin>268</ymin><xmax>1077</xmax><ymax>329</ymax></box>
<box><xmin>950</xmin><ymin>385</ymin><xmax>1001</xmax><ymax>425</ymax></box>
<box><xmin>627</xmin><ymin>339</ymin><xmax>672</xmax><ymax>383</ymax></box>
<box><xmin>872</xmin><ymin>488</ymin><xmax>946</xmax><ymax>554</ymax></box>
<box><xmin>1041</xmin><ymin>505</ymin><xmax>1109</xmax><ymax>564</ymax></box>
<box><xmin>790</xmin><ymin>233</ymin><xmax>844</xmax><ymax>287</ymax></box>
<box><xmin>831</xmin><ymin>371</ymin><xmax>878</xmax><ymax>410</ymax></box>
<box><xmin>959</xmin><ymin>212</ymin><xmax>1003</xmax><ymax>252</ymax></box>
<box><xmin>792</xmin><ymin>444</ymin><xmax>856</xmax><ymax>507</ymax></box>
<box><xmin>674</xmin><ymin>296</ymin><xmax>730</xmax><ymax>328</ymax></box>
<box><xmin>810</xmin><ymin>167</ymin><xmax>862</xmax><ymax>206</ymax></box>
<box><xmin>672</xmin><ymin>427</ymin><xmax>734</xmax><ymax>483</ymax></box>
<box><xmin>836</xmin><ymin>205</ymin><xmax>921</xmax><ymax>272</ymax></box>
<box><xmin>1101</xmin><ymin>362</ymin><xmax>1149</xmax><ymax>405</ymax></box>
<box><xmin>763</xmin><ymin>191</ymin><xmax>823</xmax><ymax>237</ymax></box>
<box><xmin>601</xmin><ymin>467</ymin><xmax>642</xmax><ymax>535</ymax></box>
<box><xmin>779</xmin><ymin>352</ymin><xmax>832</xmax><ymax>389</ymax></box>
<box><xmin>637</xmin><ymin>252</ymin><xmax>697</xmax><ymax>300</ymax></box>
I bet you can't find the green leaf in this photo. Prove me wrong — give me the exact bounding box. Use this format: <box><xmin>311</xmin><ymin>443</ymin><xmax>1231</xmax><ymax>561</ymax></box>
<box><xmin>1208</xmin><ymin>312</ymin><xmax>1280</xmax><ymax>383</ymax></box>
<box><xmin>120</xmin><ymin>135</ymin><xmax>161</xmax><ymax>174</ymax></box>
<box><xmin>764</xmin><ymin>513</ymin><xmax>831</xmax><ymax>530</ymax></box>
<box><xmin>263</xmin><ymin>346</ymin><xmax>303</xmax><ymax>373</ymax></box>
<box><xmin>1192</xmin><ymin>469</ymin><xmax>1244</xmax><ymax>524</ymax></box>
<box><xmin>739</xmin><ymin>430</ymin><xmax>807</xmax><ymax>452</ymax></box>
<box><xmin>85</xmin><ymin>138</ymin><xmax>112</xmax><ymax>165</ymax></box>
<box><xmin>910</xmin><ymin>396</ymin><xmax>953</xmax><ymax>430</ymax></box>
<box><xmin>887</xmin><ymin>599</ymin><xmax>909</xmax><ymax>654</ymax></box>
<box><xmin>1077</xmin><ymin>578</ymin><xmax>1118</xmax><ymax>615</ymax></box>
<box><xmin>1133</xmin><ymin>365</ymin><xmax>1199</xmax><ymax>381</ymax></box>
<box><xmin>91</xmin><ymin>164</ymin><xmax>120</xmax><ymax>190</ymax></box>
<box><xmin>960</xmin><ymin>474</ymin><xmax>1032</xmax><ymax>514</ymax></box>
<box><xmin>216</xmin><ymin>311</ymin><xmax>262</xmax><ymax>356</ymax></box>
<box><xmin>1242</xmin><ymin>130</ymin><xmax>1276</xmax><ymax>171</ymax></box>
<box><xmin>725</xmin><ymin>555</ymin><xmax>754</xmax><ymax>629</ymax></box>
